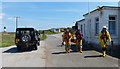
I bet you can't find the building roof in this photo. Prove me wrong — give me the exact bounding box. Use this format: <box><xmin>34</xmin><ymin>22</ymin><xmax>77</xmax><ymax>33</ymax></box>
<box><xmin>75</xmin><ymin>19</ymin><xmax>85</xmax><ymax>26</ymax></box>
<box><xmin>83</xmin><ymin>6</ymin><xmax>120</xmax><ymax>16</ymax></box>
<box><xmin>76</xmin><ymin>19</ymin><xmax>85</xmax><ymax>22</ymax></box>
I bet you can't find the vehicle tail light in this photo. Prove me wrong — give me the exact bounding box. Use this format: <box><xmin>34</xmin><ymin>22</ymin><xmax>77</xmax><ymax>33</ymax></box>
<box><xmin>16</xmin><ymin>39</ymin><xmax>20</xmax><ymax>42</ymax></box>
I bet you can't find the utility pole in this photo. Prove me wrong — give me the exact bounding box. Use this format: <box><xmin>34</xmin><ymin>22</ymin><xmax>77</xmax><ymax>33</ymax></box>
<box><xmin>88</xmin><ymin>0</ymin><xmax>90</xmax><ymax>42</ymax></box>
<box><xmin>15</xmin><ymin>17</ymin><xmax>20</xmax><ymax>29</ymax></box>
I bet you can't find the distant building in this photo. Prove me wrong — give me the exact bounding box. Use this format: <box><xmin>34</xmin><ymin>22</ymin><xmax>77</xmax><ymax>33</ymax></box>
<box><xmin>51</xmin><ymin>28</ymin><xmax>61</xmax><ymax>33</ymax></box>
<box><xmin>77</xmin><ymin>6</ymin><xmax>120</xmax><ymax>46</ymax></box>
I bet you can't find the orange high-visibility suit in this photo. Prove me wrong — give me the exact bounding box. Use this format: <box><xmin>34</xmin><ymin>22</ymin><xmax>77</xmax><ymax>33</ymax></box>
<box><xmin>74</xmin><ymin>31</ymin><xmax>83</xmax><ymax>53</ymax></box>
<box><xmin>63</xmin><ymin>32</ymin><xmax>72</xmax><ymax>53</ymax></box>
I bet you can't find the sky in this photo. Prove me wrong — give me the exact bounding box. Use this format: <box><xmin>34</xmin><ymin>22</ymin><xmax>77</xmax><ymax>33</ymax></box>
<box><xmin>1</xmin><ymin>2</ymin><xmax>119</xmax><ymax>32</ymax></box>
<box><xmin>2</xmin><ymin>0</ymin><xmax>120</xmax><ymax>2</ymax></box>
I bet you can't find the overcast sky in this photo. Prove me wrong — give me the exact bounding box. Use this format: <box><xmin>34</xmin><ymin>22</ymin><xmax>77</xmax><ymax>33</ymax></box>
<box><xmin>1</xmin><ymin>2</ymin><xmax>118</xmax><ymax>32</ymax></box>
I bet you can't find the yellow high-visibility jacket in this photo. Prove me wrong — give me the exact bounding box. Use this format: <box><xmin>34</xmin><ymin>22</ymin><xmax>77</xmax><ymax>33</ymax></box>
<box><xmin>98</xmin><ymin>31</ymin><xmax>112</xmax><ymax>48</ymax></box>
<box><xmin>63</xmin><ymin>33</ymin><xmax>72</xmax><ymax>45</ymax></box>
<box><xmin>76</xmin><ymin>39</ymin><xmax>82</xmax><ymax>45</ymax></box>
<box><xmin>73</xmin><ymin>32</ymin><xmax>82</xmax><ymax>45</ymax></box>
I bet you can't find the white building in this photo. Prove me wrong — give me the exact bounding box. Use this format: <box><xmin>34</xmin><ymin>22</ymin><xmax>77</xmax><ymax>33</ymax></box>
<box><xmin>77</xmin><ymin>6</ymin><xmax>120</xmax><ymax>46</ymax></box>
<box><xmin>51</xmin><ymin>28</ymin><xmax>61</xmax><ymax>33</ymax></box>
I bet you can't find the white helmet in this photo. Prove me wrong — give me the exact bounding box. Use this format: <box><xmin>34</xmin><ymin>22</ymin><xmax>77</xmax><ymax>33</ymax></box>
<box><xmin>102</xmin><ymin>26</ymin><xmax>107</xmax><ymax>29</ymax></box>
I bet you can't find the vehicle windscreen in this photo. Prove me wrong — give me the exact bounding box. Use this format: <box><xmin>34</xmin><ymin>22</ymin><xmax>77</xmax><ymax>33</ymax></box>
<box><xmin>16</xmin><ymin>30</ymin><xmax>34</xmax><ymax>35</ymax></box>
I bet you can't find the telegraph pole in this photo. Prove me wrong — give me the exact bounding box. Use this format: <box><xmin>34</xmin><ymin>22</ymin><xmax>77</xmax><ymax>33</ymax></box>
<box><xmin>15</xmin><ymin>17</ymin><xmax>20</xmax><ymax>29</ymax></box>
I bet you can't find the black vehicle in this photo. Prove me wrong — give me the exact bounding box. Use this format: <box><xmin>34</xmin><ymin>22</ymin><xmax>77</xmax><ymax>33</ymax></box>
<box><xmin>15</xmin><ymin>28</ymin><xmax>40</xmax><ymax>50</ymax></box>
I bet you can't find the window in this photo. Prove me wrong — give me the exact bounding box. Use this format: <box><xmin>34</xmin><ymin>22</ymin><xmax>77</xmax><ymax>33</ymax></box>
<box><xmin>17</xmin><ymin>30</ymin><xmax>34</xmax><ymax>35</ymax></box>
<box><xmin>16</xmin><ymin>31</ymin><xmax>19</xmax><ymax>35</ymax></box>
<box><xmin>108</xmin><ymin>16</ymin><xmax>116</xmax><ymax>35</ymax></box>
<box><xmin>95</xmin><ymin>17</ymin><xmax>99</xmax><ymax>35</ymax></box>
<box><xmin>81</xmin><ymin>24</ymin><xmax>83</xmax><ymax>33</ymax></box>
<box><xmin>84</xmin><ymin>24</ymin><xmax>85</xmax><ymax>36</ymax></box>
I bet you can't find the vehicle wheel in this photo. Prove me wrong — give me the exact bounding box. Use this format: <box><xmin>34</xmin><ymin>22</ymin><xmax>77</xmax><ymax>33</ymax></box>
<box><xmin>17</xmin><ymin>46</ymin><xmax>21</xmax><ymax>51</ymax></box>
<box><xmin>21</xmin><ymin>34</ymin><xmax>31</xmax><ymax>43</ymax></box>
<box><xmin>33</xmin><ymin>44</ymin><xmax>38</xmax><ymax>50</ymax></box>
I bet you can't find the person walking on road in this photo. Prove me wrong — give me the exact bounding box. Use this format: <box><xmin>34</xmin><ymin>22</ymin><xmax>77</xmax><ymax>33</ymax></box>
<box><xmin>98</xmin><ymin>26</ymin><xmax>112</xmax><ymax>57</ymax></box>
<box><xmin>62</xmin><ymin>29</ymin><xmax>66</xmax><ymax>46</ymax></box>
<box><xmin>74</xmin><ymin>29</ymin><xmax>83</xmax><ymax>53</ymax></box>
<box><xmin>63</xmin><ymin>29</ymin><xmax>72</xmax><ymax>53</ymax></box>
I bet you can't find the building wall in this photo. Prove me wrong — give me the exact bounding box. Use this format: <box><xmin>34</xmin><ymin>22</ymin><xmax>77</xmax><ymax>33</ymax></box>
<box><xmin>51</xmin><ymin>28</ymin><xmax>60</xmax><ymax>32</ymax></box>
<box><xmin>118</xmin><ymin>6</ymin><xmax>120</xmax><ymax>45</ymax></box>
<box><xmin>77</xmin><ymin>20</ymin><xmax>86</xmax><ymax>38</ymax></box>
<box><xmin>103</xmin><ymin>9</ymin><xmax>119</xmax><ymax>45</ymax></box>
<box><xmin>78</xmin><ymin>8</ymin><xmax>120</xmax><ymax>45</ymax></box>
<box><xmin>84</xmin><ymin>11</ymin><xmax>100</xmax><ymax>44</ymax></box>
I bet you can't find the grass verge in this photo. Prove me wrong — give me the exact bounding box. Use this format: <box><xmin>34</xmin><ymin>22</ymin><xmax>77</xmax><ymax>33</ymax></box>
<box><xmin>0</xmin><ymin>33</ymin><xmax>15</xmax><ymax>48</ymax></box>
<box><xmin>40</xmin><ymin>35</ymin><xmax>47</xmax><ymax>40</ymax></box>
<box><xmin>45</xmin><ymin>31</ymin><xmax>61</xmax><ymax>34</ymax></box>
<box><xmin>0</xmin><ymin>33</ymin><xmax>47</xmax><ymax>48</ymax></box>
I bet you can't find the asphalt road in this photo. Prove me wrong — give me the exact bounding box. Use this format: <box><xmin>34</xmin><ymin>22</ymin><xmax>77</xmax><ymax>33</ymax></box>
<box><xmin>45</xmin><ymin>34</ymin><xmax>119</xmax><ymax>67</ymax></box>
<box><xmin>1</xmin><ymin>41</ymin><xmax>46</xmax><ymax>67</ymax></box>
<box><xmin>1</xmin><ymin>33</ymin><xmax>119</xmax><ymax>67</ymax></box>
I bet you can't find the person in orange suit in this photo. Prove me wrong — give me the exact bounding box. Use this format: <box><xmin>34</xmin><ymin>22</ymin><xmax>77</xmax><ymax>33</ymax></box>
<box><xmin>62</xmin><ymin>29</ymin><xmax>72</xmax><ymax>53</ymax></box>
<box><xmin>74</xmin><ymin>29</ymin><xmax>83</xmax><ymax>53</ymax></box>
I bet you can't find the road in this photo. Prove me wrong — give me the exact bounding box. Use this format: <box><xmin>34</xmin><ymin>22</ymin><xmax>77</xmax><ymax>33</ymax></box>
<box><xmin>1</xmin><ymin>33</ymin><xmax>119</xmax><ymax>67</ymax></box>
<box><xmin>1</xmin><ymin>41</ymin><xmax>46</xmax><ymax>67</ymax></box>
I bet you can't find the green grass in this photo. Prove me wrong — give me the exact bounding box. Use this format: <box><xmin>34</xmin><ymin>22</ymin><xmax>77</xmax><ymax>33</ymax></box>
<box><xmin>0</xmin><ymin>33</ymin><xmax>47</xmax><ymax>48</ymax></box>
<box><xmin>0</xmin><ymin>31</ymin><xmax>60</xmax><ymax>48</ymax></box>
<box><xmin>40</xmin><ymin>35</ymin><xmax>47</xmax><ymax>40</ymax></box>
<box><xmin>0</xmin><ymin>34</ymin><xmax>15</xmax><ymax>47</ymax></box>
<box><xmin>45</xmin><ymin>31</ymin><xmax>61</xmax><ymax>34</ymax></box>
